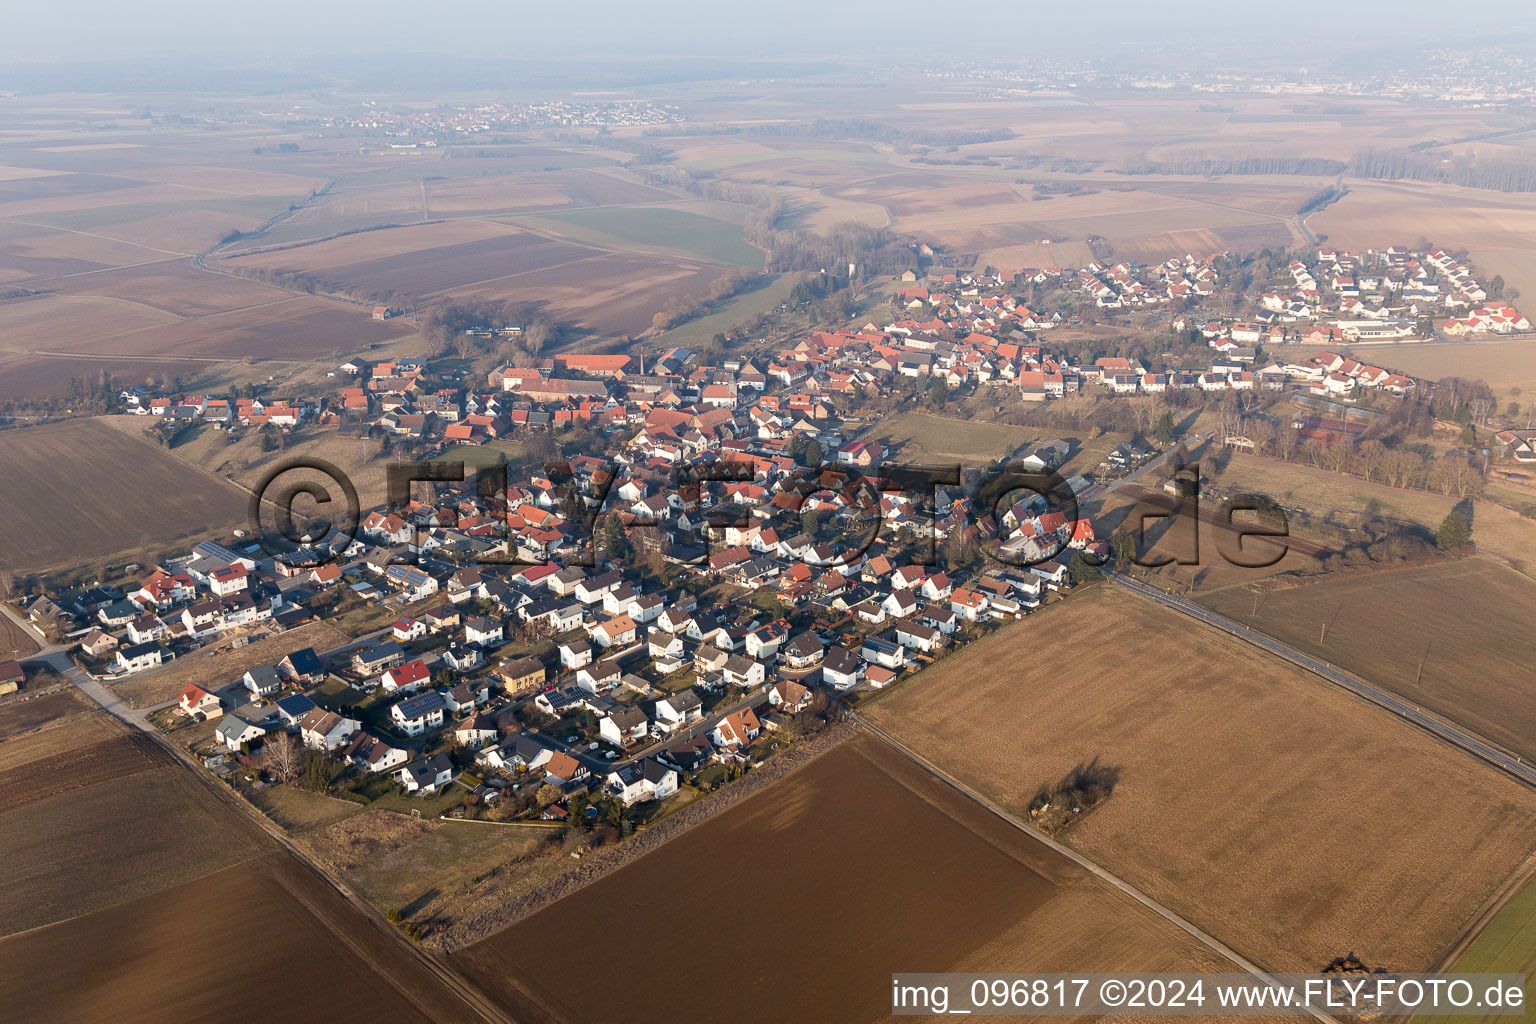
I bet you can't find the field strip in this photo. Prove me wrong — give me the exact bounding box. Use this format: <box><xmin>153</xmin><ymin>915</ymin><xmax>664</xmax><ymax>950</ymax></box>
<box><xmin>1109</xmin><ymin>573</ymin><xmax>1536</xmax><ymax>788</ymax></box>
<box><xmin>17</xmin><ymin>254</ymin><xmax>195</xmax><ymax>286</ymax></box>
<box><xmin>419</xmin><ymin>252</ymin><xmax>615</xmax><ymax>294</ymax></box>
<box><xmin>1430</xmin><ymin>848</ymin><xmax>1536</xmax><ymax>973</ymax></box>
<box><xmin>0</xmin><ymin>217</ymin><xmax>191</xmax><ymax>257</ymax></box>
<box><xmin>853</xmin><ymin>713</ymin><xmax>1339</xmax><ymax>1020</ymax></box>
<box><xmin>26</xmin><ymin>349</ymin><xmax>243</xmax><ymax>363</ymax></box>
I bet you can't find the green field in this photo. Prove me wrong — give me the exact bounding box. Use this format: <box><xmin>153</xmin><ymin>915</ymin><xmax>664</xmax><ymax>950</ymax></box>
<box><xmin>435</xmin><ymin>438</ymin><xmax>527</xmax><ymax>470</ymax></box>
<box><xmin>651</xmin><ymin>272</ymin><xmax>795</xmax><ymax>348</ymax></box>
<box><xmin>520</xmin><ymin>205</ymin><xmax>764</xmax><ymax>268</ymax></box>
<box><xmin>1418</xmin><ymin>873</ymin><xmax>1536</xmax><ymax>1024</ymax></box>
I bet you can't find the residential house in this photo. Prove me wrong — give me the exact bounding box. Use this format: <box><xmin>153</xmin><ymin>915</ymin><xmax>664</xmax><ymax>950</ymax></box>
<box><xmin>710</xmin><ymin>708</ymin><xmax>761</xmax><ymax>749</ymax></box>
<box><xmin>604</xmin><ymin>759</ymin><xmax>679</xmax><ymax>806</ymax></box>
<box><xmin>399</xmin><ymin>754</ymin><xmax>456</xmax><ymax>794</ymax></box>
<box><xmin>390</xmin><ymin>690</ymin><xmax>447</xmax><ymax>737</ymax></box>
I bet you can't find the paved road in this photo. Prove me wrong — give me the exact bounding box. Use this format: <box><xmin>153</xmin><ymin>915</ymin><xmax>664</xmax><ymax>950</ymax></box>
<box><xmin>1108</xmin><ymin>572</ymin><xmax>1536</xmax><ymax>788</ymax></box>
<box><xmin>853</xmin><ymin>713</ymin><xmax>1339</xmax><ymax>1024</ymax></box>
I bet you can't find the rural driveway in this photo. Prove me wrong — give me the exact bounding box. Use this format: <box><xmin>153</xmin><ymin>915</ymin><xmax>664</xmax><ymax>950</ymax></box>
<box><xmin>1108</xmin><ymin>572</ymin><xmax>1536</xmax><ymax>788</ymax></box>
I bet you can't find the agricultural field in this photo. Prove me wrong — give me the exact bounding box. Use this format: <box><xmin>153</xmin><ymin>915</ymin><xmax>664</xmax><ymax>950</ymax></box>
<box><xmin>865</xmin><ymin>587</ymin><xmax>1536</xmax><ymax>974</ymax></box>
<box><xmin>0</xmin><ymin>687</ymin><xmax>115</xmax><ymax>755</ymax></box>
<box><xmin>0</xmin><ymin>614</ymin><xmax>40</xmax><ymax>659</ymax></box>
<box><xmin>0</xmin><ymin>758</ymin><xmax>264</xmax><ymax>935</ymax></box>
<box><xmin>0</xmin><ymin>418</ymin><xmax>249</xmax><ymax>573</ymax></box>
<box><xmin>0</xmin><ymin>665</ymin><xmax>482</xmax><ymax>1020</ymax></box>
<box><xmin>1310</xmin><ymin>179</ymin><xmax>1536</xmax><ymax>300</ymax></box>
<box><xmin>1420</xmin><ymin>869</ymin><xmax>1536</xmax><ymax>1024</ymax></box>
<box><xmin>217</xmin><ymin>215</ymin><xmax>733</xmax><ymax>339</ymax></box>
<box><xmin>228</xmin><ymin>229</ymin><xmax>598</xmax><ymax>299</ymax></box>
<box><xmin>453</xmin><ymin>734</ymin><xmax>1231</xmax><ymax>1024</ymax></box>
<box><xmin>1361</xmin><ymin>338</ymin><xmax>1536</xmax><ymax>403</ymax></box>
<box><xmin>517</xmin><ymin>205</ymin><xmax>764</xmax><ymax>268</ymax></box>
<box><xmin>1197</xmin><ymin>558</ymin><xmax>1536</xmax><ymax>761</ymax></box>
<box><xmin>0</xmin><ymin>731</ymin><xmax>173</xmax><ymax>812</ymax></box>
<box><xmin>0</xmin><ymin>852</ymin><xmax>482</xmax><ymax>1024</ymax></box>
<box><xmin>117</xmin><ymin>619</ymin><xmax>348</xmax><ymax>709</ymax></box>
<box><xmin>869</xmin><ymin>410</ymin><xmax>1036</xmax><ymax>465</ymax></box>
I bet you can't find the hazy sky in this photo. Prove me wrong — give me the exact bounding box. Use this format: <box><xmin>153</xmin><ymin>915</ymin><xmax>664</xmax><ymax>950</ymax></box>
<box><xmin>9</xmin><ymin>0</ymin><xmax>1534</xmax><ymax>61</ymax></box>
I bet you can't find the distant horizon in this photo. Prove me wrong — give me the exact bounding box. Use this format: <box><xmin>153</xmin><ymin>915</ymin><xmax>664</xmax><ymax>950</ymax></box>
<box><xmin>7</xmin><ymin>0</ymin><xmax>1536</xmax><ymax>66</ymax></box>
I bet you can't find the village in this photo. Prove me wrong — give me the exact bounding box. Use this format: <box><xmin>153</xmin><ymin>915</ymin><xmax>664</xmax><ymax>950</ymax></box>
<box><xmin>8</xmin><ymin>240</ymin><xmax>1530</xmax><ymax>833</ymax></box>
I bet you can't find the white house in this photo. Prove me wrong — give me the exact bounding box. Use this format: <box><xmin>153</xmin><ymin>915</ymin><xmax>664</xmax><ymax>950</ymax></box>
<box><xmin>116</xmin><ymin>641</ymin><xmax>163</xmax><ymax>674</ymax></box>
<box><xmin>604</xmin><ymin>759</ymin><xmax>679</xmax><ymax>806</ymax></box>
<box><xmin>653</xmin><ymin>689</ymin><xmax>703</xmax><ymax>731</ymax></box>
<box><xmin>399</xmin><ymin>754</ymin><xmax>456</xmax><ymax>794</ymax></box>
<box><xmin>297</xmin><ymin>708</ymin><xmax>360</xmax><ymax>751</ymax></box>
<box><xmin>390</xmin><ymin>690</ymin><xmax>447</xmax><ymax>737</ymax></box>
<box><xmin>599</xmin><ymin>706</ymin><xmax>650</xmax><ymax>746</ymax></box>
<box><xmin>216</xmin><ymin>713</ymin><xmax>267</xmax><ymax>751</ymax></box>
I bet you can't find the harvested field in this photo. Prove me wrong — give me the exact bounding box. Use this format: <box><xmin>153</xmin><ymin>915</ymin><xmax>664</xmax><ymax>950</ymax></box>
<box><xmin>0</xmin><ymin>418</ymin><xmax>248</xmax><ymax>573</ymax></box>
<box><xmin>218</xmin><ymin>217</ymin><xmax>519</xmax><ymax>267</ymax></box>
<box><xmin>0</xmin><ymin>686</ymin><xmax>92</xmax><ymax>743</ymax></box>
<box><xmin>865</xmin><ymin>587</ymin><xmax>1536</xmax><ymax>974</ymax></box>
<box><xmin>0</xmin><ymin>705</ymin><xmax>123</xmax><ymax>772</ymax></box>
<box><xmin>454</xmin><ymin>733</ymin><xmax>1229</xmax><ymax>1024</ymax></box>
<box><xmin>451</xmin><ymin>250</ymin><xmax>728</xmax><ymax>336</ymax></box>
<box><xmin>870</xmin><ymin>410</ymin><xmax>1035</xmax><ymax>465</ymax></box>
<box><xmin>523</xmin><ymin>204</ymin><xmax>765</xmax><ymax>267</ymax></box>
<box><xmin>0</xmin><ymin>291</ymin><xmax>180</xmax><ymax>351</ymax></box>
<box><xmin>0</xmin><ymin>852</ymin><xmax>482</xmax><ymax>1024</ymax></box>
<box><xmin>1362</xmin><ymin>338</ymin><xmax>1536</xmax><ymax>401</ymax></box>
<box><xmin>0</xmin><ymin>764</ymin><xmax>263</xmax><ymax>935</ymax></box>
<box><xmin>0</xmin><ymin>731</ymin><xmax>172</xmax><ymax>812</ymax></box>
<box><xmin>1310</xmin><ymin>180</ymin><xmax>1536</xmax><ymax>300</ymax></box>
<box><xmin>1198</xmin><ymin>558</ymin><xmax>1536</xmax><ymax>761</ymax></box>
<box><xmin>424</xmin><ymin>168</ymin><xmax>675</xmax><ymax>216</ymax></box>
<box><xmin>117</xmin><ymin>619</ymin><xmax>348</xmax><ymax>709</ymax></box>
<box><xmin>874</xmin><ymin>177</ymin><xmax>1301</xmax><ymax>257</ymax></box>
<box><xmin>47</xmin><ymin>257</ymin><xmax>298</xmax><ymax>316</ymax></box>
<box><xmin>240</xmin><ymin>231</ymin><xmax>597</xmax><ymax>299</ymax></box>
<box><xmin>0</xmin><ymin>613</ymin><xmax>40</xmax><ymax>659</ymax></box>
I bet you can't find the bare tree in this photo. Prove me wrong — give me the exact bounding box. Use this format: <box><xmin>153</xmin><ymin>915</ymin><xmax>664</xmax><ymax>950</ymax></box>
<box><xmin>261</xmin><ymin>732</ymin><xmax>303</xmax><ymax>782</ymax></box>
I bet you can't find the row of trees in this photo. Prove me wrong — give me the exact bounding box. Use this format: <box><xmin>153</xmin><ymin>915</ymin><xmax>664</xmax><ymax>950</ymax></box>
<box><xmin>648</xmin><ymin>269</ymin><xmax>762</xmax><ymax>333</ymax></box>
<box><xmin>1121</xmin><ymin>156</ymin><xmax>1346</xmax><ymax>176</ymax></box>
<box><xmin>1351</xmin><ymin>147</ymin><xmax>1536</xmax><ymax>193</ymax></box>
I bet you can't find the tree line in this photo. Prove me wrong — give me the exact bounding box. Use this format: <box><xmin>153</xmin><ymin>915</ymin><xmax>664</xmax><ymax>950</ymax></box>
<box><xmin>1350</xmin><ymin>147</ymin><xmax>1536</xmax><ymax>192</ymax></box>
<box><xmin>1120</xmin><ymin>156</ymin><xmax>1347</xmax><ymax>176</ymax></box>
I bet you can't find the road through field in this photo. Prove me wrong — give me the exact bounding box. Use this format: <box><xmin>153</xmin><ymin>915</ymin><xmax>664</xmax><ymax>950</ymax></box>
<box><xmin>1108</xmin><ymin>573</ymin><xmax>1536</xmax><ymax>789</ymax></box>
